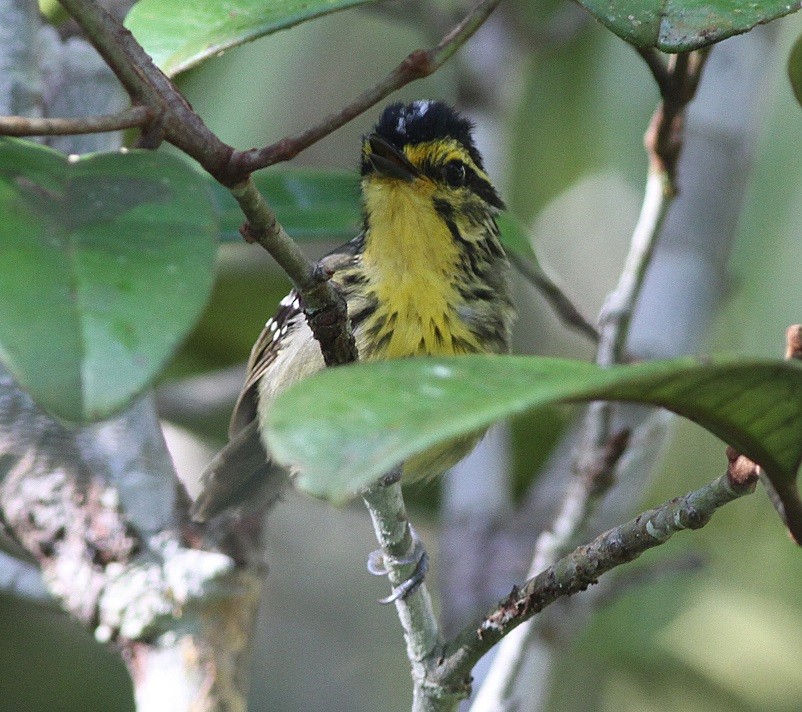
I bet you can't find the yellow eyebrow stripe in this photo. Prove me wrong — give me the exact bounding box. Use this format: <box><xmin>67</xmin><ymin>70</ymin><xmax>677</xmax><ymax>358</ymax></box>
<box><xmin>403</xmin><ymin>140</ymin><xmax>490</xmax><ymax>183</ymax></box>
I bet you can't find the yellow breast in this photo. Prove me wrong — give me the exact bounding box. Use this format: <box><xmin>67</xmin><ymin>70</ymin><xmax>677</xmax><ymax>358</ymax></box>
<box><xmin>359</xmin><ymin>177</ymin><xmax>481</xmax><ymax>359</ymax></box>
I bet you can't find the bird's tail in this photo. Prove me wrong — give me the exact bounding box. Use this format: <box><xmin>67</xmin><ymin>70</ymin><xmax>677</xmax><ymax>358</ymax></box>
<box><xmin>191</xmin><ymin>419</ymin><xmax>288</xmax><ymax>522</ymax></box>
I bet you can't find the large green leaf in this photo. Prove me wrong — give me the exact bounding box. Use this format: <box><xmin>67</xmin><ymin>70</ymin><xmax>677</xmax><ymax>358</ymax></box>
<box><xmin>578</xmin><ymin>0</ymin><xmax>802</xmax><ymax>52</ymax></box>
<box><xmin>125</xmin><ymin>0</ymin><xmax>378</xmax><ymax>77</ymax></box>
<box><xmin>265</xmin><ymin>355</ymin><xmax>802</xmax><ymax>540</ymax></box>
<box><xmin>209</xmin><ymin>169</ymin><xmax>362</xmax><ymax>243</ymax></box>
<box><xmin>0</xmin><ymin>138</ymin><xmax>217</xmax><ymax>421</ymax></box>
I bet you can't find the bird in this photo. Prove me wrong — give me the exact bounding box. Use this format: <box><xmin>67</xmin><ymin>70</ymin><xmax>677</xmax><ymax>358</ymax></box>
<box><xmin>192</xmin><ymin>100</ymin><xmax>515</xmax><ymax>523</ymax></box>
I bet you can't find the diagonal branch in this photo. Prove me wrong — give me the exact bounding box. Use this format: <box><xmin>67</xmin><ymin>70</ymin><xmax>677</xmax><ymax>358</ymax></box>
<box><xmin>435</xmin><ymin>460</ymin><xmax>759</xmax><ymax>687</ymax></box>
<box><xmin>230</xmin><ymin>178</ymin><xmax>357</xmax><ymax>366</ymax></box>
<box><xmin>559</xmin><ymin>46</ymin><xmax>714</xmax><ymax>538</ymax></box>
<box><xmin>523</xmin><ymin>49</ymin><xmax>713</xmax><ymax>584</ymax></box>
<box><xmin>234</xmin><ymin>0</ymin><xmax>503</xmax><ymax>172</ymax></box>
<box><xmin>598</xmin><ymin>48</ymin><xmax>711</xmax><ymax>369</ymax></box>
<box><xmin>28</xmin><ymin>0</ymin><xmax>503</xmax><ymax>185</ymax></box>
<box><xmin>471</xmin><ymin>49</ymin><xmax>715</xmax><ymax>709</ymax></box>
<box><xmin>508</xmin><ymin>250</ymin><xmax>600</xmax><ymax>344</ymax></box>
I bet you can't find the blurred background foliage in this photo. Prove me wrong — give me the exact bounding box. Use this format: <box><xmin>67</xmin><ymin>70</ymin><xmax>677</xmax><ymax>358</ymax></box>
<box><xmin>6</xmin><ymin>0</ymin><xmax>802</xmax><ymax>710</ymax></box>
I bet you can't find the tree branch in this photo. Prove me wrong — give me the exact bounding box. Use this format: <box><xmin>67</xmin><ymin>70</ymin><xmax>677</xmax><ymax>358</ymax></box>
<box><xmin>234</xmin><ymin>0</ymin><xmax>503</xmax><ymax>172</ymax></box>
<box><xmin>564</xmin><ymin>47</ymin><xmax>714</xmax><ymax>540</ymax></box>
<box><xmin>0</xmin><ymin>105</ymin><xmax>152</xmax><ymax>136</ymax></box>
<box><xmin>30</xmin><ymin>0</ymin><xmax>503</xmax><ymax>184</ymax></box>
<box><xmin>437</xmin><ymin>462</ymin><xmax>759</xmax><ymax>687</ymax></box>
<box><xmin>231</xmin><ymin>178</ymin><xmax>358</xmax><ymax>366</ymax></box>
<box><xmin>522</xmin><ymin>48</ymin><xmax>713</xmax><ymax>590</ymax></box>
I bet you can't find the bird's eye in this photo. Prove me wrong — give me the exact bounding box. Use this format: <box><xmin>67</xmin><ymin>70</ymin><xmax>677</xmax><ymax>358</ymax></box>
<box><xmin>443</xmin><ymin>161</ymin><xmax>467</xmax><ymax>188</ymax></box>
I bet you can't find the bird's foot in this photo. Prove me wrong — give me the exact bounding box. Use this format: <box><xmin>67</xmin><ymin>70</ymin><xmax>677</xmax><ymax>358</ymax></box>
<box><xmin>367</xmin><ymin>526</ymin><xmax>428</xmax><ymax>605</ymax></box>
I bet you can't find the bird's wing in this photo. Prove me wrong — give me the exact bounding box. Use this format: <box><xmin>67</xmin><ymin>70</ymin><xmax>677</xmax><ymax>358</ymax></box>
<box><xmin>227</xmin><ymin>233</ymin><xmax>364</xmax><ymax>438</ymax></box>
<box><xmin>192</xmin><ymin>235</ymin><xmax>365</xmax><ymax>522</ymax></box>
<box><xmin>191</xmin><ymin>419</ymin><xmax>288</xmax><ymax>522</ymax></box>
<box><xmin>228</xmin><ymin>291</ymin><xmax>306</xmax><ymax>438</ymax></box>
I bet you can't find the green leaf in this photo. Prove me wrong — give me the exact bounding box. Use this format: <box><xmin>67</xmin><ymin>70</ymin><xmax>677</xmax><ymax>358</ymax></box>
<box><xmin>209</xmin><ymin>169</ymin><xmax>362</xmax><ymax>243</ymax></box>
<box><xmin>265</xmin><ymin>355</ymin><xmax>802</xmax><ymax>541</ymax></box>
<box><xmin>577</xmin><ymin>0</ymin><xmax>802</xmax><ymax>52</ymax></box>
<box><xmin>788</xmin><ymin>32</ymin><xmax>802</xmax><ymax>109</ymax></box>
<box><xmin>0</xmin><ymin>138</ymin><xmax>217</xmax><ymax>422</ymax></box>
<box><xmin>125</xmin><ymin>0</ymin><xmax>378</xmax><ymax>77</ymax></box>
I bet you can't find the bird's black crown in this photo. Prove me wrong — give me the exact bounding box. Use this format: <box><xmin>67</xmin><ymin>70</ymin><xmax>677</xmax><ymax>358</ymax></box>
<box><xmin>370</xmin><ymin>101</ymin><xmax>484</xmax><ymax>170</ymax></box>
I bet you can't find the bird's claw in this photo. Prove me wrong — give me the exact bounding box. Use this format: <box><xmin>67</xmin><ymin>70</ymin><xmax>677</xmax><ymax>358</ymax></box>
<box><xmin>367</xmin><ymin>527</ymin><xmax>428</xmax><ymax>604</ymax></box>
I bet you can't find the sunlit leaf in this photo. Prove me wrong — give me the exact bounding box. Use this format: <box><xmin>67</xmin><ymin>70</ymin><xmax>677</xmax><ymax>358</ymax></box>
<box><xmin>266</xmin><ymin>355</ymin><xmax>802</xmax><ymax>541</ymax></box>
<box><xmin>0</xmin><ymin>138</ymin><xmax>217</xmax><ymax>421</ymax></box>
<box><xmin>125</xmin><ymin>0</ymin><xmax>378</xmax><ymax>76</ymax></box>
<box><xmin>578</xmin><ymin>0</ymin><xmax>802</xmax><ymax>52</ymax></box>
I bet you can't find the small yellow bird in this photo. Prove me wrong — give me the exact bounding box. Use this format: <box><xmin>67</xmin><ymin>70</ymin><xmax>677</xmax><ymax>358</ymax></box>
<box><xmin>193</xmin><ymin>100</ymin><xmax>515</xmax><ymax>521</ymax></box>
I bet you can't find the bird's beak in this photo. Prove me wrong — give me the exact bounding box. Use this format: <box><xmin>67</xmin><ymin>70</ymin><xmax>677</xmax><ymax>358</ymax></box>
<box><xmin>366</xmin><ymin>134</ymin><xmax>419</xmax><ymax>181</ymax></box>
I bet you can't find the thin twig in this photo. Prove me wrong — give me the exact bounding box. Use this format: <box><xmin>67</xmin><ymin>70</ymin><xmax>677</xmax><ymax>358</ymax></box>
<box><xmin>569</xmin><ymin>48</ymin><xmax>713</xmax><ymax>509</ymax></box>
<box><xmin>508</xmin><ymin>251</ymin><xmax>599</xmax><ymax>344</ymax></box>
<box><xmin>596</xmin><ymin>170</ymin><xmax>673</xmax><ymax>366</ymax></box>
<box><xmin>43</xmin><ymin>0</ymin><xmax>503</xmax><ymax>185</ymax></box>
<box><xmin>561</xmin><ymin>47</ymin><xmax>713</xmax><ymax>541</ymax></box>
<box><xmin>436</xmin><ymin>464</ymin><xmax>759</xmax><ymax>689</ymax></box>
<box><xmin>234</xmin><ymin>0</ymin><xmax>503</xmax><ymax>172</ymax></box>
<box><xmin>0</xmin><ymin>106</ymin><xmax>152</xmax><ymax>136</ymax></box>
<box><xmin>529</xmin><ymin>49</ymin><xmax>710</xmax><ymax>580</ymax></box>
